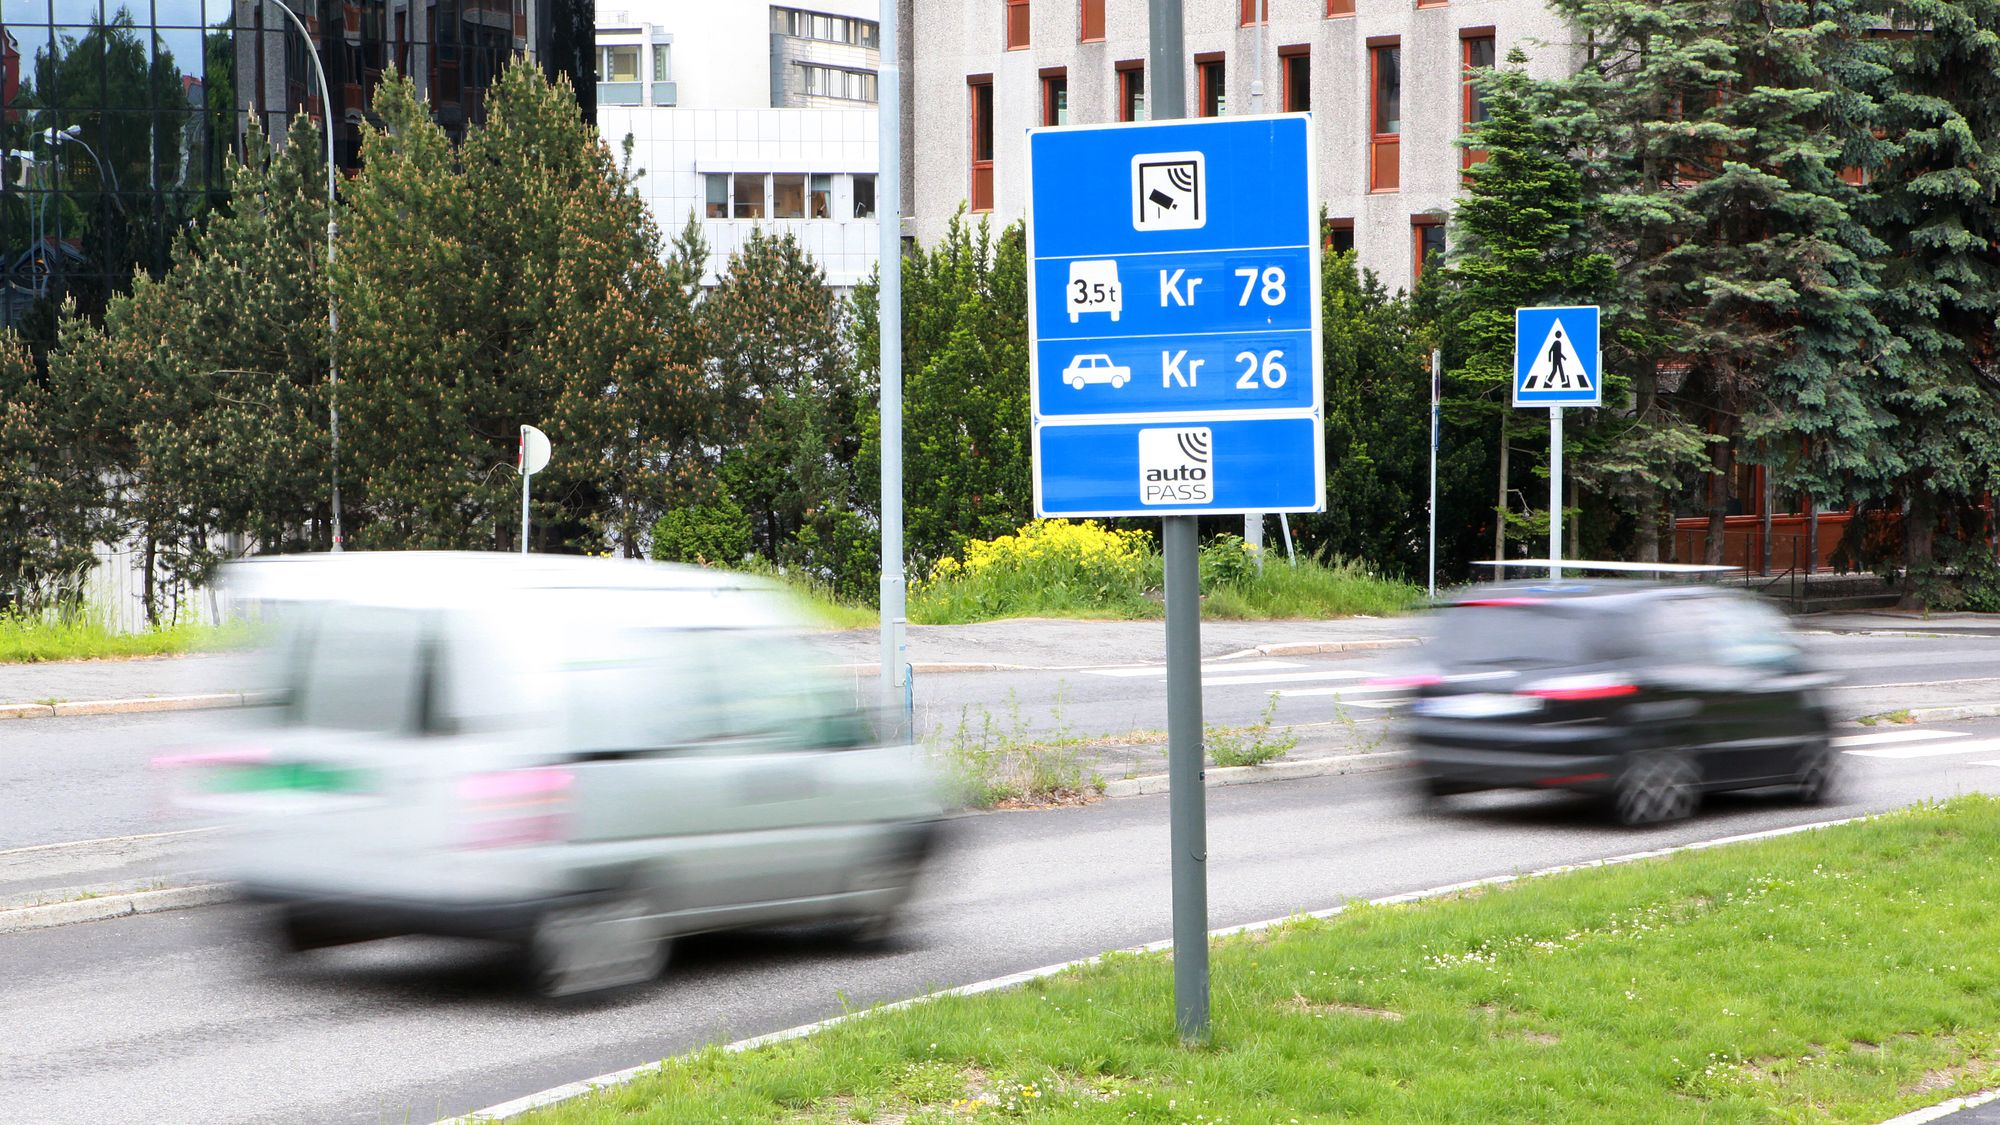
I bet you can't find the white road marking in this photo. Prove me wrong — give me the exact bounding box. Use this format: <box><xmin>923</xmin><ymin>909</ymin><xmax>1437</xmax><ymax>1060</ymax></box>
<box><xmin>1846</xmin><ymin>737</ymin><xmax>2000</xmax><ymax>760</ymax></box>
<box><xmin>1831</xmin><ymin>729</ymin><xmax>1964</xmax><ymax>748</ymax></box>
<box><xmin>1200</xmin><ymin>670</ymin><xmax>1376</xmax><ymax>687</ymax></box>
<box><xmin>1271</xmin><ymin>684</ymin><xmax>1402</xmax><ymax>698</ymax></box>
<box><xmin>1081</xmin><ymin>659</ymin><xmax>1304</xmax><ymax>678</ymax></box>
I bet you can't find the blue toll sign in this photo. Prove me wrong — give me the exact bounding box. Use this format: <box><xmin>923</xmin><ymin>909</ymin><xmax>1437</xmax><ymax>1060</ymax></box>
<box><xmin>1026</xmin><ymin>115</ymin><xmax>1324</xmax><ymax>518</ymax></box>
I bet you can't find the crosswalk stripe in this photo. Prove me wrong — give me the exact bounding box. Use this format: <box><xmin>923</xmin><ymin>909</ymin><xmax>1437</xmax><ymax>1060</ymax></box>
<box><xmin>1832</xmin><ymin>729</ymin><xmax>1964</xmax><ymax>748</ymax></box>
<box><xmin>1846</xmin><ymin>737</ymin><xmax>2000</xmax><ymax>760</ymax></box>
<box><xmin>1269</xmin><ymin>684</ymin><xmax>1401</xmax><ymax>698</ymax></box>
<box><xmin>1081</xmin><ymin>659</ymin><xmax>1304</xmax><ymax>678</ymax></box>
<box><xmin>1201</xmin><ymin>670</ymin><xmax>1375</xmax><ymax>687</ymax></box>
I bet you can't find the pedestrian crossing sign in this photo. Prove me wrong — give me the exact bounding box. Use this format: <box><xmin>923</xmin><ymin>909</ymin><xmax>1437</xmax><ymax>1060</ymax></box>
<box><xmin>1513</xmin><ymin>305</ymin><xmax>1601</xmax><ymax>407</ymax></box>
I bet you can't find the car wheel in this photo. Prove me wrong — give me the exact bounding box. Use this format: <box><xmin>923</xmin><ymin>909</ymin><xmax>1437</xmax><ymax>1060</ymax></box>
<box><xmin>526</xmin><ymin>893</ymin><xmax>669</xmax><ymax>999</ymax></box>
<box><xmin>1612</xmin><ymin>751</ymin><xmax>1700</xmax><ymax>827</ymax></box>
<box><xmin>846</xmin><ymin>851</ymin><xmax>924</xmax><ymax>949</ymax></box>
<box><xmin>1066</xmin><ymin>375</ymin><xmax>1082</xmax><ymax>389</ymax></box>
<box><xmin>1112</xmin><ymin>375</ymin><xmax>1128</xmax><ymax>388</ymax></box>
<box><xmin>1791</xmin><ymin>739</ymin><xmax>1841</xmax><ymax>805</ymax></box>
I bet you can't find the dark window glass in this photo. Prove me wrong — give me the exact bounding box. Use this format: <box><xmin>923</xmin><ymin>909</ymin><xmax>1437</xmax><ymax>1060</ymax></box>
<box><xmin>1373</xmin><ymin>47</ymin><xmax>1400</xmax><ymax>134</ymax></box>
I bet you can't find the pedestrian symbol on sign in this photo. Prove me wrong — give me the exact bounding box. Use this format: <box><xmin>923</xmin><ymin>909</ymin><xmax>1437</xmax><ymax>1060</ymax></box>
<box><xmin>1520</xmin><ymin>318</ymin><xmax>1592</xmax><ymax>394</ymax></box>
<box><xmin>1131</xmin><ymin>151</ymin><xmax>1205</xmax><ymax>231</ymax></box>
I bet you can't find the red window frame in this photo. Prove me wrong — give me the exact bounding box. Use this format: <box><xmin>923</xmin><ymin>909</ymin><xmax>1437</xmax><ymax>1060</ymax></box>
<box><xmin>969</xmin><ymin>75</ymin><xmax>995</xmax><ymax>211</ymax></box>
<box><xmin>1326</xmin><ymin>0</ymin><xmax>1353</xmax><ymax>17</ymax></box>
<box><xmin>1369</xmin><ymin>39</ymin><xmax>1400</xmax><ymax>192</ymax></box>
<box><xmin>1279</xmin><ymin>45</ymin><xmax>1309</xmax><ymax>113</ymax></box>
<box><xmin>1325</xmin><ymin>217</ymin><xmax>1355</xmax><ymax>255</ymax></box>
<box><xmin>1080</xmin><ymin>0</ymin><xmax>1105</xmax><ymax>41</ymax></box>
<box><xmin>1116</xmin><ymin>59</ymin><xmax>1145</xmax><ymax>122</ymax></box>
<box><xmin>1460</xmin><ymin>30</ymin><xmax>1495</xmax><ymax>169</ymax></box>
<box><xmin>1196</xmin><ymin>53</ymin><xmax>1225</xmax><ymax>118</ymax></box>
<box><xmin>1005</xmin><ymin>0</ymin><xmax>1030</xmax><ymax>50</ymax></box>
<box><xmin>1041</xmin><ymin>67</ymin><xmax>1067</xmax><ymax>126</ymax></box>
<box><xmin>1239</xmin><ymin>0</ymin><xmax>1265</xmax><ymax>25</ymax></box>
<box><xmin>1412</xmin><ymin>216</ymin><xmax>1445</xmax><ymax>280</ymax></box>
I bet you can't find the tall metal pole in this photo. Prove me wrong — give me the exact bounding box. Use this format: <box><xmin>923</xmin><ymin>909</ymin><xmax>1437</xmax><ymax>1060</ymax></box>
<box><xmin>1150</xmin><ymin>0</ymin><xmax>1208</xmax><ymax>1047</ymax></box>
<box><xmin>1242</xmin><ymin>0</ymin><xmax>1265</xmax><ymax>567</ymax></box>
<box><xmin>1429</xmin><ymin>347</ymin><xmax>1440</xmax><ymax>599</ymax></box>
<box><xmin>268</xmin><ymin>0</ymin><xmax>342</xmax><ymax>551</ymax></box>
<box><xmin>878</xmin><ymin>0</ymin><xmax>907</xmax><ymax>716</ymax></box>
<box><xmin>1548</xmin><ymin>406</ymin><xmax>1563</xmax><ymax>579</ymax></box>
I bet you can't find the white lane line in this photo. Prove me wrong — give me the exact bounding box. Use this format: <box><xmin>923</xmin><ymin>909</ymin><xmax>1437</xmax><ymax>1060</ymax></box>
<box><xmin>1971</xmin><ymin>761</ymin><xmax>2000</xmax><ymax>769</ymax></box>
<box><xmin>1270</xmin><ymin>684</ymin><xmax>1401</xmax><ymax>698</ymax></box>
<box><xmin>1847</xmin><ymin>737</ymin><xmax>2000</xmax><ymax>760</ymax></box>
<box><xmin>0</xmin><ymin>826</ymin><xmax>218</xmax><ymax>858</ymax></box>
<box><xmin>1081</xmin><ymin>659</ymin><xmax>1305</xmax><ymax>678</ymax></box>
<box><xmin>1831</xmin><ymin>729</ymin><xmax>1964</xmax><ymax>748</ymax></box>
<box><xmin>1201</xmin><ymin>670</ymin><xmax>1375</xmax><ymax>687</ymax></box>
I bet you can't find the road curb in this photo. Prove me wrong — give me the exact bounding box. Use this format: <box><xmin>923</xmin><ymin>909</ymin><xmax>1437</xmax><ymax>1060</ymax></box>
<box><xmin>1878</xmin><ymin>1089</ymin><xmax>2000</xmax><ymax>1125</ymax></box>
<box><xmin>1215</xmin><ymin>637</ymin><xmax>1421</xmax><ymax>660</ymax></box>
<box><xmin>0</xmin><ymin>882</ymin><xmax>232</xmax><ymax>935</ymax></box>
<box><xmin>0</xmin><ymin>693</ymin><xmax>248</xmax><ymax>720</ymax></box>
<box><xmin>441</xmin><ymin>812</ymin><xmax>1875</xmax><ymax>1124</ymax></box>
<box><xmin>1103</xmin><ymin>749</ymin><xmax>1405</xmax><ymax>797</ymax></box>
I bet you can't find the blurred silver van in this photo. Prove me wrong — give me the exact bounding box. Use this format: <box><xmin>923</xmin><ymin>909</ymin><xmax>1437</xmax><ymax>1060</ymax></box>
<box><xmin>181</xmin><ymin>552</ymin><xmax>943</xmax><ymax>997</ymax></box>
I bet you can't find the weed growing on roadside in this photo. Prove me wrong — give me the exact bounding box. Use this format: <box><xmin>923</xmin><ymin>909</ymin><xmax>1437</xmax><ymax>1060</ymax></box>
<box><xmin>1856</xmin><ymin>708</ymin><xmax>1916</xmax><ymax>727</ymax></box>
<box><xmin>1206</xmin><ymin>695</ymin><xmax>1299</xmax><ymax>767</ymax></box>
<box><xmin>928</xmin><ymin>688</ymin><xmax>1103</xmax><ymax>808</ymax></box>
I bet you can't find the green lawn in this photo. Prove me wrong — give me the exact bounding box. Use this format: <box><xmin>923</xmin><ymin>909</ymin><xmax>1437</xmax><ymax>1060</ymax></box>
<box><xmin>0</xmin><ymin>614</ymin><xmax>256</xmax><ymax>663</ymax></box>
<box><xmin>522</xmin><ymin>797</ymin><xmax>2000</xmax><ymax>1123</ymax></box>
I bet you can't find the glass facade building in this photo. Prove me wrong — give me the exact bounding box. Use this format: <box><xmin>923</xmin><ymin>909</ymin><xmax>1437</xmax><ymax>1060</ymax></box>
<box><xmin>0</xmin><ymin>0</ymin><xmax>591</xmax><ymax>330</ymax></box>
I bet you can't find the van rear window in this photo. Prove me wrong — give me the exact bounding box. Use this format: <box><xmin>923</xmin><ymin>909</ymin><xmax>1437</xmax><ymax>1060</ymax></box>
<box><xmin>290</xmin><ymin>606</ymin><xmax>428</xmax><ymax>733</ymax></box>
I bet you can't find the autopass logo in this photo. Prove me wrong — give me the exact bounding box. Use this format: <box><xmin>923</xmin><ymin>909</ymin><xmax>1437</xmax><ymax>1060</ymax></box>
<box><xmin>1138</xmin><ymin>426</ymin><xmax>1213</xmax><ymax>505</ymax></box>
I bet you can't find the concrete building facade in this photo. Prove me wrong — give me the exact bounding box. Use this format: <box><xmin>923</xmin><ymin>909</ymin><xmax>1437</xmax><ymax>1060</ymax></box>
<box><xmin>905</xmin><ymin>0</ymin><xmax>1576</xmax><ymax>294</ymax></box>
<box><xmin>595</xmin><ymin>1</ymin><xmax>882</xmax><ymax>286</ymax></box>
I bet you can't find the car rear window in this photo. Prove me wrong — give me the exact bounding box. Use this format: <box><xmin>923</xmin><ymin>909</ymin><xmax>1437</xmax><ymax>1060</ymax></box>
<box><xmin>1432</xmin><ymin>603</ymin><xmax>1639</xmax><ymax>667</ymax></box>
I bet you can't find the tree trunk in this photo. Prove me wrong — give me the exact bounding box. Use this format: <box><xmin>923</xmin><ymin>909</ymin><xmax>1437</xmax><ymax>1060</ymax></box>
<box><xmin>1630</xmin><ymin>364</ymin><xmax>1660</xmax><ymax>563</ymax></box>
<box><xmin>1494</xmin><ymin>412</ymin><xmax>1510</xmax><ymax>562</ymax></box>
<box><xmin>1703</xmin><ymin>426</ymin><xmax>1735</xmax><ymax>567</ymax></box>
<box><xmin>1900</xmin><ymin>490</ymin><xmax>1936</xmax><ymax>610</ymax></box>
<box><xmin>142</xmin><ymin>534</ymin><xmax>158</xmax><ymax>628</ymax></box>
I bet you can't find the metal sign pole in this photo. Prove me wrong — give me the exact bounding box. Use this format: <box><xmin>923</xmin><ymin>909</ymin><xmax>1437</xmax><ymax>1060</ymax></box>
<box><xmin>521</xmin><ymin>470</ymin><xmax>531</xmax><ymax>555</ymax></box>
<box><xmin>878</xmin><ymin>0</ymin><xmax>907</xmax><ymax>709</ymax></box>
<box><xmin>1548</xmin><ymin>406</ymin><xmax>1563</xmax><ymax>580</ymax></box>
<box><xmin>1429</xmin><ymin>347</ymin><xmax>1440</xmax><ymax>598</ymax></box>
<box><xmin>1148</xmin><ymin>0</ymin><xmax>1208</xmax><ymax>1047</ymax></box>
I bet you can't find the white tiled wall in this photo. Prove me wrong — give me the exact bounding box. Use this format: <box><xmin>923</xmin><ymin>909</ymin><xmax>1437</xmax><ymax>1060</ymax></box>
<box><xmin>602</xmin><ymin>105</ymin><xmax>882</xmax><ymax>287</ymax></box>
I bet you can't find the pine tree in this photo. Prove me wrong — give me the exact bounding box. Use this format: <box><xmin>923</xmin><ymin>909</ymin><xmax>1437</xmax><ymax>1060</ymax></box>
<box><xmin>1538</xmin><ymin>0</ymin><xmax>1896</xmax><ymax>565</ymax></box>
<box><xmin>1861</xmin><ymin>0</ymin><xmax>2000</xmax><ymax>607</ymax></box>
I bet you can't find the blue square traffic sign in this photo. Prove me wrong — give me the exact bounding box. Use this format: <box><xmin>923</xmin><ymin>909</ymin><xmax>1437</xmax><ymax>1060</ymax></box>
<box><xmin>1513</xmin><ymin>305</ymin><xmax>1601</xmax><ymax>407</ymax></box>
<box><xmin>1026</xmin><ymin>115</ymin><xmax>1325</xmax><ymax>518</ymax></box>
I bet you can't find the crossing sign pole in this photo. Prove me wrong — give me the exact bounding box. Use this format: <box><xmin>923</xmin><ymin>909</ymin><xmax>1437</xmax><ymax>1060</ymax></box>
<box><xmin>1513</xmin><ymin>306</ymin><xmax>1600</xmax><ymax>579</ymax></box>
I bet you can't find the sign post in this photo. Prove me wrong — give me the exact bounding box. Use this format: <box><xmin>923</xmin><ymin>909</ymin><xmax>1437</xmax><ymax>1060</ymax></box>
<box><xmin>1512</xmin><ymin>306</ymin><xmax>1601</xmax><ymax>578</ymax></box>
<box><xmin>1026</xmin><ymin>93</ymin><xmax>1322</xmax><ymax>1042</ymax></box>
<box><xmin>518</xmin><ymin>424</ymin><xmax>551</xmax><ymax>554</ymax></box>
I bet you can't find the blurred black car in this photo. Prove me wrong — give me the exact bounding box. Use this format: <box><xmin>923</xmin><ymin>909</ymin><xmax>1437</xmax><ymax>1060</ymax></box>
<box><xmin>1404</xmin><ymin>581</ymin><xmax>1838</xmax><ymax>826</ymax></box>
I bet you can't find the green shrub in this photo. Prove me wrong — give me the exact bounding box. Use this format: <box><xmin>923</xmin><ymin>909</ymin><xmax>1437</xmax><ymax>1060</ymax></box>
<box><xmin>1204</xmin><ymin>551</ymin><xmax>1424</xmax><ymax>619</ymax></box>
<box><xmin>1199</xmin><ymin>534</ymin><xmax>1259</xmax><ymax>593</ymax></box>
<box><xmin>649</xmin><ymin>496</ymin><xmax>753</xmax><ymax>566</ymax></box>
<box><xmin>909</xmin><ymin>519</ymin><xmax>1160</xmax><ymax>624</ymax></box>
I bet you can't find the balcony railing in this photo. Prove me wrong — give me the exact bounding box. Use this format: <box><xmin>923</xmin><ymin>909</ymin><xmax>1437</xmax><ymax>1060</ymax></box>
<box><xmin>651</xmin><ymin>81</ymin><xmax>676</xmax><ymax>106</ymax></box>
<box><xmin>597</xmin><ymin>80</ymin><xmax>642</xmax><ymax>106</ymax></box>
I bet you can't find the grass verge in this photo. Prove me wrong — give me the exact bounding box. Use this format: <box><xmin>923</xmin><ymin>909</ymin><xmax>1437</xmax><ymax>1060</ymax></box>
<box><xmin>0</xmin><ymin>614</ymin><xmax>258</xmax><ymax>663</ymax></box>
<box><xmin>1204</xmin><ymin>555</ymin><xmax>1424</xmax><ymax>620</ymax></box>
<box><xmin>523</xmin><ymin>796</ymin><xmax>2000</xmax><ymax>1124</ymax></box>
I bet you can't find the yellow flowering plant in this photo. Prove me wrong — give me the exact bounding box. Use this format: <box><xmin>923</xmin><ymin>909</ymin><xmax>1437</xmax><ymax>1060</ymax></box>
<box><xmin>912</xmin><ymin>519</ymin><xmax>1161</xmax><ymax>623</ymax></box>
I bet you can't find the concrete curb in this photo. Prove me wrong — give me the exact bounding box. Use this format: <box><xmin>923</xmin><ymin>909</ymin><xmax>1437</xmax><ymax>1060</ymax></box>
<box><xmin>441</xmin><ymin>812</ymin><xmax>1876</xmax><ymax>1124</ymax></box>
<box><xmin>1878</xmin><ymin>1089</ymin><xmax>2000</xmax><ymax>1125</ymax></box>
<box><xmin>0</xmin><ymin>882</ymin><xmax>232</xmax><ymax>935</ymax></box>
<box><xmin>1216</xmin><ymin>637</ymin><xmax>1421</xmax><ymax>659</ymax></box>
<box><xmin>1103</xmin><ymin>749</ymin><xmax>1405</xmax><ymax>797</ymax></box>
<box><xmin>0</xmin><ymin>692</ymin><xmax>250</xmax><ymax>720</ymax></box>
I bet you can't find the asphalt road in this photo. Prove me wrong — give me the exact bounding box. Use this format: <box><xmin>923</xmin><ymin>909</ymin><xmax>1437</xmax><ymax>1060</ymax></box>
<box><xmin>8</xmin><ymin>627</ymin><xmax>1999</xmax><ymax>852</ymax></box>
<box><xmin>10</xmin><ymin>710</ymin><xmax>2000</xmax><ymax>1123</ymax></box>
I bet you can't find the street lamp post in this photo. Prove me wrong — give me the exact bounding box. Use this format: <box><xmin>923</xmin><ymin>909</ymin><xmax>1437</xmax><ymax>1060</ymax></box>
<box><xmin>264</xmin><ymin>0</ymin><xmax>343</xmax><ymax>551</ymax></box>
<box><xmin>41</xmin><ymin>126</ymin><xmax>128</xmax><ymax>213</ymax></box>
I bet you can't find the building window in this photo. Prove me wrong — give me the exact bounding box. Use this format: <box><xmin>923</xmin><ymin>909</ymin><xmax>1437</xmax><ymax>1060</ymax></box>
<box><xmin>773</xmin><ymin>173</ymin><xmax>807</xmax><ymax>218</ymax></box>
<box><xmin>1326</xmin><ymin>0</ymin><xmax>1354</xmax><ymax>16</ymax></box>
<box><xmin>706</xmin><ymin>174</ymin><xmax>729</xmax><ymax>219</ymax></box>
<box><xmin>799</xmin><ymin>63</ymin><xmax>879</xmax><ymax>102</ymax></box>
<box><xmin>1370</xmin><ymin>41</ymin><xmax>1400</xmax><ymax>191</ymax></box>
<box><xmin>1417</xmin><ymin>0</ymin><xmax>1448</xmax><ymax>9</ymax></box>
<box><xmin>1081</xmin><ymin>0</ymin><xmax>1105</xmax><ymax>41</ymax></box>
<box><xmin>1118</xmin><ymin>61</ymin><xmax>1147</xmax><ymax>122</ymax></box>
<box><xmin>1413</xmin><ymin>218</ymin><xmax>1445</xmax><ymax>279</ymax></box>
<box><xmin>733</xmin><ymin>172</ymin><xmax>767</xmax><ymax>219</ymax></box>
<box><xmin>1461</xmin><ymin>33</ymin><xmax>1495</xmax><ymax>168</ymax></box>
<box><xmin>1197</xmin><ymin>56</ymin><xmax>1225</xmax><ymax>117</ymax></box>
<box><xmin>599</xmin><ymin>43</ymin><xmax>641</xmax><ymax>105</ymax></box>
<box><xmin>1280</xmin><ymin>46</ymin><xmax>1309</xmax><ymax>112</ymax></box>
<box><xmin>854</xmin><ymin>174</ymin><xmax>877</xmax><ymax>218</ymax></box>
<box><xmin>772</xmin><ymin>7</ymin><xmax>879</xmax><ymax>48</ymax></box>
<box><xmin>1006</xmin><ymin>0</ymin><xmax>1030</xmax><ymax>49</ymax></box>
<box><xmin>810</xmin><ymin>173</ymin><xmax>834</xmax><ymax>218</ymax></box>
<box><xmin>1326</xmin><ymin>218</ymin><xmax>1355</xmax><ymax>255</ymax></box>
<box><xmin>652</xmin><ymin>43</ymin><xmax>671</xmax><ymax>81</ymax></box>
<box><xmin>1042</xmin><ymin>69</ymin><xmax>1068</xmax><ymax>126</ymax></box>
<box><xmin>970</xmin><ymin>76</ymin><xmax>995</xmax><ymax>211</ymax></box>
<box><xmin>1239</xmin><ymin>0</ymin><xmax>1265</xmax><ymax>25</ymax></box>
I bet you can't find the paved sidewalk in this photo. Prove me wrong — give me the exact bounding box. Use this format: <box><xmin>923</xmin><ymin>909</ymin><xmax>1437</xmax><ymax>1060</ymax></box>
<box><xmin>0</xmin><ymin>617</ymin><xmax>1426</xmax><ymax>711</ymax></box>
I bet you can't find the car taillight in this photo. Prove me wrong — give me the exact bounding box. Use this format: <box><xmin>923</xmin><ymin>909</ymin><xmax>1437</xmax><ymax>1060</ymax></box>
<box><xmin>1519</xmin><ymin>676</ymin><xmax>1639</xmax><ymax>702</ymax></box>
<box><xmin>458</xmin><ymin>767</ymin><xmax>573</xmax><ymax>849</ymax></box>
<box><xmin>1366</xmin><ymin>674</ymin><xmax>1442</xmax><ymax>689</ymax></box>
